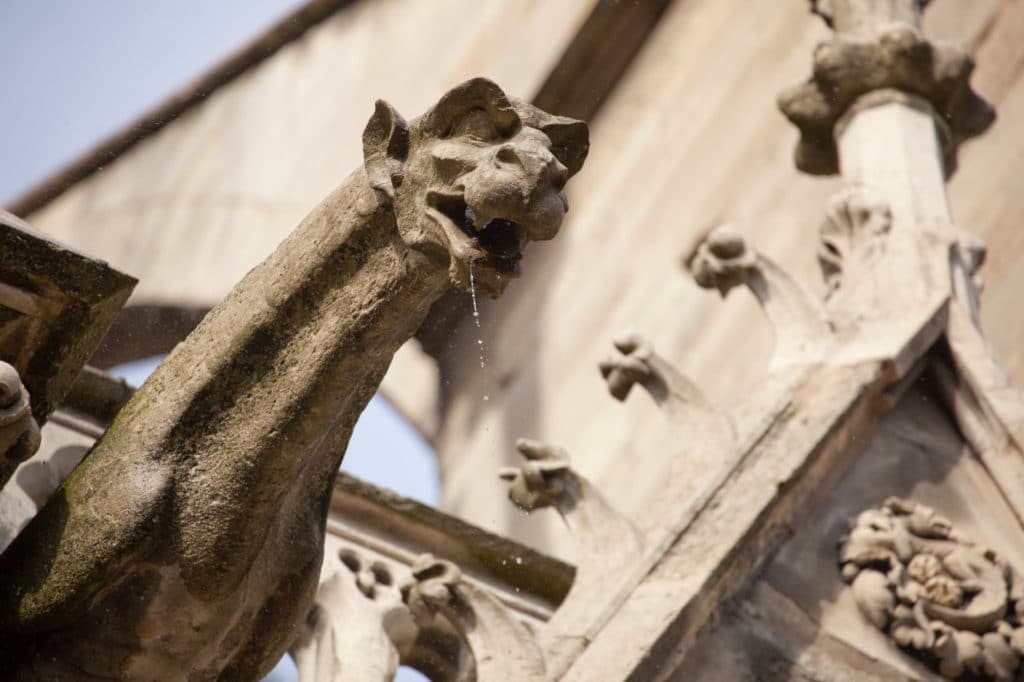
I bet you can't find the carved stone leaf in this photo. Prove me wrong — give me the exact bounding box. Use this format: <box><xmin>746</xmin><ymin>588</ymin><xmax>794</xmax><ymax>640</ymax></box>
<box><xmin>850</xmin><ymin>570</ymin><xmax>894</xmax><ymax>629</ymax></box>
<box><xmin>840</xmin><ymin>498</ymin><xmax>1023</xmax><ymax>681</ymax></box>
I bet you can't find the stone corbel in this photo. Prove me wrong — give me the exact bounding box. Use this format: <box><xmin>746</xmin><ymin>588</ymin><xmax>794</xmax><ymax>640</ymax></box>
<box><xmin>291</xmin><ymin>545</ymin><xmax>417</xmax><ymax>682</ymax></box>
<box><xmin>779</xmin><ymin>0</ymin><xmax>994</xmax><ymax>177</ymax></box>
<box><xmin>0</xmin><ymin>361</ymin><xmax>41</xmax><ymax>491</ymax></box>
<box><xmin>401</xmin><ymin>553</ymin><xmax>546</xmax><ymax>681</ymax></box>
<box><xmin>689</xmin><ymin>226</ymin><xmax>832</xmax><ymax>368</ymax></box>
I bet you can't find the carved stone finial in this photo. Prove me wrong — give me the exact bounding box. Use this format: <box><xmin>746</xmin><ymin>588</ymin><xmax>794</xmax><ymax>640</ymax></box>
<box><xmin>689</xmin><ymin>226</ymin><xmax>832</xmax><ymax>367</ymax></box>
<box><xmin>499</xmin><ymin>440</ymin><xmax>642</xmax><ymax>675</ymax></box>
<box><xmin>401</xmin><ymin>553</ymin><xmax>546</xmax><ymax>681</ymax></box>
<box><xmin>598</xmin><ymin>332</ymin><xmax>736</xmax><ymax>451</ymax></box>
<box><xmin>781</xmin><ymin>1</ymin><xmax>994</xmax><ymax>175</ymax></box>
<box><xmin>499</xmin><ymin>439</ymin><xmax>642</xmax><ymax>551</ymax></box>
<box><xmin>690</xmin><ymin>225</ymin><xmax>758</xmax><ymax>297</ymax></box>
<box><xmin>498</xmin><ymin>440</ymin><xmax>643</xmax><ymax>575</ymax></box>
<box><xmin>498</xmin><ymin>439</ymin><xmax>573</xmax><ymax>512</ymax></box>
<box><xmin>0</xmin><ymin>361</ymin><xmax>41</xmax><ymax>490</ymax></box>
<box><xmin>291</xmin><ymin>546</ymin><xmax>416</xmax><ymax>682</ymax></box>
<box><xmin>598</xmin><ymin>333</ymin><xmax>705</xmax><ymax>407</ymax></box>
<box><xmin>839</xmin><ymin>498</ymin><xmax>1024</xmax><ymax>680</ymax></box>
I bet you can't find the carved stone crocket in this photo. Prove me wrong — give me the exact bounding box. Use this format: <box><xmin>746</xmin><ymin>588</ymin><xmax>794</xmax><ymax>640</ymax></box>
<box><xmin>0</xmin><ymin>78</ymin><xmax>587</xmax><ymax>680</ymax></box>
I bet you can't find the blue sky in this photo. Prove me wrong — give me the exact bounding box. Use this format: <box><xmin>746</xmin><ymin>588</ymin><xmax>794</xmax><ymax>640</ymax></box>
<box><xmin>5</xmin><ymin>3</ymin><xmax>438</xmax><ymax>680</ymax></box>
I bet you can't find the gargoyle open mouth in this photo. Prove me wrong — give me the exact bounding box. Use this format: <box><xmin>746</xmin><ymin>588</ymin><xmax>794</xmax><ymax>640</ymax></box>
<box><xmin>426</xmin><ymin>191</ymin><xmax>525</xmax><ymax>276</ymax></box>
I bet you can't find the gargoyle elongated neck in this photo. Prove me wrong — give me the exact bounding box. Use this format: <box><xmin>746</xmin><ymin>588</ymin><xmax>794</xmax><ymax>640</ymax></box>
<box><xmin>97</xmin><ymin>171</ymin><xmax>449</xmax><ymax>595</ymax></box>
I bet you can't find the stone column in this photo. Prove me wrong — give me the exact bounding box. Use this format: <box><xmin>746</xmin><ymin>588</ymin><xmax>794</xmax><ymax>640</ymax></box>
<box><xmin>781</xmin><ymin>0</ymin><xmax>1024</xmax><ymax>524</ymax></box>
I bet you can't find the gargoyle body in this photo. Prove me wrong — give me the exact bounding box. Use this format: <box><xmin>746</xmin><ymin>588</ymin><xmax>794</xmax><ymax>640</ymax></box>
<box><xmin>0</xmin><ymin>79</ymin><xmax>587</xmax><ymax>680</ymax></box>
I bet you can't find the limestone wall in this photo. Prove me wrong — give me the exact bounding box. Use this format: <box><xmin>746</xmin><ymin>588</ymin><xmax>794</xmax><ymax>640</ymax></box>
<box><xmin>434</xmin><ymin>0</ymin><xmax>1024</xmax><ymax>558</ymax></box>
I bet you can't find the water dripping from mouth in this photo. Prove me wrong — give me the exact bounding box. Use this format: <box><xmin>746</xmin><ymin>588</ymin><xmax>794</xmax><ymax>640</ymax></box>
<box><xmin>468</xmin><ymin>264</ymin><xmax>489</xmax><ymax>384</ymax></box>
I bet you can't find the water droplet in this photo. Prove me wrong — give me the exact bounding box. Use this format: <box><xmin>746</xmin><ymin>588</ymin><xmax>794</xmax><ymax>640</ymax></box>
<box><xmin>469</xmin><ymin>264</ymin><xmax>481</xmax><ymax>330</ymax></box>
<box><xmin>469</xmin><ymin>263</ymin><xmax>489</xmax><ymax>372</ymax></box>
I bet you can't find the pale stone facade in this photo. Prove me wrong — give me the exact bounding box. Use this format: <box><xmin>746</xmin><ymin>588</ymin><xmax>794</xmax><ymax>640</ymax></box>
<box><xmin>3</xmin><ymin>0</ymin><xmax>1024</xmax><ymax>679</ymax></box>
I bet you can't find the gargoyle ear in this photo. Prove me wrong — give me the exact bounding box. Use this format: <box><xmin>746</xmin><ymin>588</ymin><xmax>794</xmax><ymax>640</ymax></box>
<box><xmin>362</xmin><ymin>99</ymin><xmax>410</xmax><ymax>203</ymax></box>
<box><xmin>422</xmin><ymin>78</ymin><xmax>519</xmax><ymax>138</ymax></box>
<box><xmin>541</xmin><ymin>118</ymin><xmax>589</xmax><ymax>178</ymax></box>
<box><xmin>510</xmin><ymin>100</ymin><xmax>590</xmax><ymax>178</ymax></box>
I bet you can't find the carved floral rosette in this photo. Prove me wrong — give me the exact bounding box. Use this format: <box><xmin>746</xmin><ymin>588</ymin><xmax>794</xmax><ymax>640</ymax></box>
<box><xmin>839</xmin><ymin>498</ymin><xmax>1024</xmax><ymax>680</ymax></box>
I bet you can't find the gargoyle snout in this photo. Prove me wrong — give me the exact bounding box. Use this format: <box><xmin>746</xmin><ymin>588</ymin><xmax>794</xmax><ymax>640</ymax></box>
<box><xmin>496</xmin><ymin>142</ymin><xmax>569</xmax><ymax>191</ymax></box>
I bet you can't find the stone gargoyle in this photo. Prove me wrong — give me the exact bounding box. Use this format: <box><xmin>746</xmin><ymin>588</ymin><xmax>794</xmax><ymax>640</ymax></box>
<box><xmin>0</xmin><ymin>78</ymin><xmax>588</xmax><ymax>680</ymax></box>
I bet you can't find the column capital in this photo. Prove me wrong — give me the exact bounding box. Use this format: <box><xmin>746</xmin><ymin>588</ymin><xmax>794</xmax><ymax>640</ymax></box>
<box><xmin>779</xmin><ymin>1</ymin><xmax>993</xmax><ymax>175</ymax></box>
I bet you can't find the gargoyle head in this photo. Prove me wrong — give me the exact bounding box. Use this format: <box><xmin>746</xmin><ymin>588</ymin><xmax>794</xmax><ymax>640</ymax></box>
<box><xmin>362</xmin><ymin>78</ymin><xmax>589</xmax><ymax>297</ymax></box>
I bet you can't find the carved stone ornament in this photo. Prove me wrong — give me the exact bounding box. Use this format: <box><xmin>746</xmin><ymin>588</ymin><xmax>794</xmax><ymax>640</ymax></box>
<box><xmin>0</xmin><ymin>362</ymin><xmax>41</xmax><ymax>490</ymax></box>
<box><xmin>0</xmin><ymin>79</ymin><xmax>588</xmax><ymax>680</ymax></box>
<box><xmin>291</xmin><ymin>545</ymin><xmax>416</xmax><ymax>682</ymax></box>
<box><xmin>819</xmin><ymin>185</ymin><xmax>893</xmax><ymax>296</ymax></box>
<box><xmin>839</xmin><ymin>498</ymin><xmax>1024</xmax><ymax>680</ymax></box>
<box><xmin>499</xmin><ymin>438</ymin><xmax>643</xmax><ymax>588</ymax></box>
<box><xmin>498</xmin><ymin>439</ymin><xmax>642</xmax><ymax>674</ymax></box>
<box><xmin>402</xmin><ymin>553</ymin><xmax>547</xmax><ymax>681</ymax></box>
<box><xmin>689</xmin><ymin>226</ymin><xmax>832</xmax><ymax>367</ymax></box>
<box><xmin>810</xmin><ymin>0</ymin><xmax>931</xmax><ymax>30</ymax></box>
<box><xmin>779</xmin><ymin>2</ymin><xmax>994</xmax><ymax>175</ymax></box>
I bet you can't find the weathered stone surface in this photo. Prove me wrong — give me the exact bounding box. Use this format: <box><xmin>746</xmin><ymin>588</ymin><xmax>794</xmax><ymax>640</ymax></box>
<box><xmin>0</xmin><ymin>79</ymin><xmax>587</xmax><ymax>679</ymax></box>
<box><xmin>0</xmin><ymin>414</ymin><xmax>94</xmax><ymax>553</ymax></box>
<box><xmin>839</xmin><ymin>497</ymin><xmax>1024</xmax><ymax>680</ymax></box>
<box><xmin>309</xmin><ymin>472</ymin><xmax>575</xmax><ymax>681</ymax></box>
<box><xmin>689</xmin><ymin>225</ymin><xmax>832</xmax><ymax>368</ymax></box>
<box><xmin>291</xmin><ymin>544</ymin><xmax>415</xmax><ymax>682</ymax></box>
<box><xmin>780</xmin><ymin>0</ymin><xmax>994</xmax><ymax>175</ymax></box>
<box><xmin>0</xmin><ymin>212</ymin><xmax>135</xmax><ymax>420</ymax></box>
<box><xmin>500</xmin><ymin>438</ymin><xmax>643</xmax><ymax>675</ymax></box>
<box><xmin>0</xmin><ymin>211</ymin><xmax>132</xmax><ymax>490</ymax></box>
<box><xmin>0</xmin><ymin>362</ymin><xmax>41</xmax><ymax>491</ymax></box>
<box><xmin>759</xmin><ymin>379</ymin><xmax>1024</xmax><ymax>681</ymax></box>
<box><xmin>402</xmin><ymin>553</ymin><xmax>547</xmax><ymax>681</ymax></box>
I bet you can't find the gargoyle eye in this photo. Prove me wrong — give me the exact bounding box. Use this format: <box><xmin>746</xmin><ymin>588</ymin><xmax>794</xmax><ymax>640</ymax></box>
<box><xmin>450</xmin><ymin>108</ymin><xmax>500</xmax><ymax>142</ymax></box>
